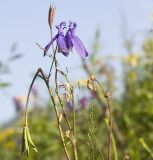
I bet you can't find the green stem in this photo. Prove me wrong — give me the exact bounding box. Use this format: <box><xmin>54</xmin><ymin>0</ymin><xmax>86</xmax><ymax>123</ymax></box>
<box><xmin>106</xmin><ymin>98</ymin><xmax>112</xmax><ymax>160</ymax></box>
<box><xmin>71</xmin><ymin>89</ymin><xmax>75</xmax><ymax>137</ymax></box>
<box><xmin>71</xmin><ymin>88</ymin><xmax>78</xmax><ymax>160</ymax></box>
<box><xmin>25</xmin><ymin>69</ymin><xmax>41</xmax><ymax>126</ymax></box>
<box><xmin>40</xmin><ymin>69</ymin><xmax>71</xmax><ymax>160</ymax></box>
<box><xmin>95</xmin><ymin>79</ymin><xmax>112</xmax><ymax>160</ymax></box>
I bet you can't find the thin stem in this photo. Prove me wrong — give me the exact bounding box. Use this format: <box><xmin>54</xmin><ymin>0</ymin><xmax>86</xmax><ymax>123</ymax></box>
<box><xmin>71</xmin><ymin>88</ymin><xmax>78</xmax><ymax>160</ymax></box>
<box><xmin>25</xmin><ymin>69</ymin><xmax>41</xmax><ymax>126</ymax></box>
<box><xmin>39</xmin><ymin>69</ymin><xmax>71</xmax><ymax>160</ymax></box>
<box><xmin>71</xmin><ymin>88</ymin><xmax>75</xmax><ymax>137</ymax></box>
<box><xmin>24</xmin><ymin>67</ymin><xmax>71</xmax><ymax>160</ymax></box>
<box><xmin>50</xmin><ymin>27</ymin><xmax>55</xmax><ymax>53</ymax></box>
<box><xmin>47</xmin><ymin>45</ymin><xmax>58</xmax><ymax>79</ymax></box>
<box><xmin>106</xmin><ymin>98</ymin><xmax>112</xmax><ymax>160</ymax></box>
<box><xmin>53</xmin><ymin>51</ymin><xmax>78</xmax><ymax>160</ymax></box>
<box><xmin>95</xmin><ymin>79</ymin><xmax>112</xmax><ymax>160</ymax></box>
<box><xmin>55</xmin><ymin>69</ymin><xmax>72</xmax><ymax>131</ymax></box>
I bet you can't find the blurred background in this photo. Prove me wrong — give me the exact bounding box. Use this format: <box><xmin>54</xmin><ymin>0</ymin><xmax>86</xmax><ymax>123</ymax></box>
<box><xmin>1</xmin><ymin>0</ymin><xmax>153</xmax><ymax>159</ymax></box>
<box><xmin>1</xmin><ymin>0</ymin><xmax>153</xmax><ymax>124</ymax></box>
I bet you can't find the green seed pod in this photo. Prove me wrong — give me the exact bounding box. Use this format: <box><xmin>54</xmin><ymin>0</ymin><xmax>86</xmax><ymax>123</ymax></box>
<box><xmin>22</xmin><ymin>126</ymin><xmax>29</xmax><ymax>156</ymax></box>
<box><xmin>26</xmin><ymin>127</ymin><xmax>38</xmax><ymax>153</ymax></box>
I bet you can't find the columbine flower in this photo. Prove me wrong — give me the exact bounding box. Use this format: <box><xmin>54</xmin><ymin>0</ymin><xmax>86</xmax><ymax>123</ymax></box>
<box><xmin>66</xmin><ymin>22</ymin><xmax>88</xmax><ymax>57</ymax></box>
<box><xmin>44</xmin><ymin>21</ymin><xmax>88</xmax><ymax>57</ymax></box>
<box><xmin>44</xmin><ymin>22</ymin><xmax>69</xmax><ymax>56</ymax></box>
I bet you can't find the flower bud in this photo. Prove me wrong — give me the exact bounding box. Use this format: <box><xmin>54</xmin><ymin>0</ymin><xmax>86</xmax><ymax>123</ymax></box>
<box><xmin>89</xmin><ymin>75</ymin><xmax>95</xmax><ymax>81</ymax></box>
<box><xmin>48</xmin><ymin>5</ymin><xmax>55</xmax><ymax>28</ymax></box>
<box><xmin>87</xmin><ymin>79</ymin><xmax>96</xmax><ymax>91</ymax></box>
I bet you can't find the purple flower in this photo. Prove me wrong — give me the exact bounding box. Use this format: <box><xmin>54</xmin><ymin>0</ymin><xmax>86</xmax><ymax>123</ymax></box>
<box><xmin>31</xmin><ymin>86</ymin><xmax>38</xmax><ymax>97</ymax></box>
<box><xmin>66</xmin><ymin>101</ymin><xmax>72</xmax><ymax>111</ymax></box>
<box><xmin>44</xmin><ymin>22</ymin><xmax>69</xmax><ymax>56</ymax></box>
<box><xmin>66</xmin><ymin>22</ymin><xmax>88</xmax><ymax>57</ymax></box>
<box><xmin>80</xmin><ymin>97</ymin><xmax>88</xmax><ymax>109</ymax></box>
<box><xmin>44</xmin><ymin>21</ymin><xmax>88</xmax><ymax>57</ymax></box>
<box><xmin>13</xmin><ymin>97</ymin><xmax>23</xmax><ymax>112</ymax></box>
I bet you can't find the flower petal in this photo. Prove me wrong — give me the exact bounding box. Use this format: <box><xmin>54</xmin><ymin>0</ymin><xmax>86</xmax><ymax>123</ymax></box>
<box><xmin>65</xmin><ymin>32</ymin><xmax>73</xmax><ymax>50</ymax></box>
<box><xmin>57</xmin><ymin>35</ymin><xmax>69</xmax><ymax>56</ymax></box>
<box><xmin>44</xmin><ymin>34</ymin><xmax>58</xmax><ymax>56</ymax></box>
<box><xmin>71</xmin><ymin>36</ymin><xmax>88</xmax><ymax>57</ymax></box>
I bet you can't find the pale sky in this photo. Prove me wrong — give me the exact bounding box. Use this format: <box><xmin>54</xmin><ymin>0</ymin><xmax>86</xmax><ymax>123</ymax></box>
<box><xmin>0</xmin><ymin>0</ymin><xmax>153</xmax><ymax>124</ymax></box>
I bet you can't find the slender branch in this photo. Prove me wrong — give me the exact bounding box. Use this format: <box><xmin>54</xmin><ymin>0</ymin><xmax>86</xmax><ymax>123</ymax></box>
<box><xmin>39</xmin><ymin>69</ymin><xmax>71</xmax><ymax>160</ymax></box>
<box><xmin>47</xmin><ymin>45</ymin><xmax>58</xmax><ymax>79</ymax></box>
<box><xmin>95</xmin><ymin>79</ymin><xmax>112</xmax><ymax>160</ymax></box>
<box><xmin>54</xmin><ymin>53</ymin><xmax>78</xmax><ymax>160</ymax></box>
<box><xmin>81</xmin><ymin>58</ymin><xmax>107</xmax><ymax>117</ymax></box>
<box><xmin>71</xmin><ymin>88</ymin><xmax>75</xmax><ymax>137</ymax></box>
<box><xmin>53</xmin><ymin>50</ymin><xmax>78</xmax><ymax>160</ymax></box>
<box><xmin>25</xmin><ymin>68</ymin><xmax>42</xmax><ymax>126</ymax></box>
<box><xmin>24</xmin><ymin>67</ymin><xmax>71</xmax><ymax>160</ymax></box>
<box><xmin>106</xmin><ymin>98</ymin><xmax>112</xmax><ymax>160</ymax></box>
<box><xmin>55</xmin><ymin>69</ymin><xmax>72</xmax><ymax>131</ymax></box>
<box><xmin>71</xmin><ymin>87</ymin><xmax>78</xmax><ymax>160</ymax></box>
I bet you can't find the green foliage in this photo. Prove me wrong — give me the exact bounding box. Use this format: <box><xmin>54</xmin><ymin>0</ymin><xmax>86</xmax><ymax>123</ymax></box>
<box><xmin>1</xmin><ymin>33</ymin><xmax>153</xmax><ymax>160</ymax></box>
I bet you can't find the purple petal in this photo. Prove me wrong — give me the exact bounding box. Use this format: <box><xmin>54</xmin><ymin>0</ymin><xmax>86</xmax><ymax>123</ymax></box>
<box><xmin>66</xmin><ymin>101</ymin><xmax>72</xmax><ymax>111</ymax></box>
<box><xmin>57</xmin><ymin>35</ymin><xmax>69</xmax><ymax>56</ymax></box>
<box><xmin>80</xmin><ymin>97</ymin><xmax>88</xmax><ymax>109</ymax></box>
<box><xmin>60</xmin><ymin>22</ymin><xmax>67</xmax><ymax>28</ymax></box>
<box><xmin>71</xmin><ymin>36</ymin><xmax>88</xmax><ymax>57</ymax></box>
<box><xmin>65</xmin><ymin>32</ymin><xmax>73</xmax><ymax>50</ymax></box>
<box><xmin>44</xmin><ymin>34</ymin><xmax>58</xmax><ymax>56</ymax></box>
<box><xmin>62</xmin><ymin>51</ymin><xmax>69</xmax><ymax>57</ymax></box>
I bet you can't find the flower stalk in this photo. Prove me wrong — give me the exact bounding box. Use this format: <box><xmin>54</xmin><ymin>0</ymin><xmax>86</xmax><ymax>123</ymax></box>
<box><xmin>95</xmin><ymin>79</ymin><xmax>112</xmax><ymax>160</ymax></box>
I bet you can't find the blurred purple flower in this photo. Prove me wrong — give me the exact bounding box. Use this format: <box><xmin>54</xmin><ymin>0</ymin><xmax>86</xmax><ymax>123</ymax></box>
<box><xmin>66</xmin><ymin>101</ymin><xmax>72</xmax><ymax>111</ymax></box>
<box><xmin>90</xmin><ymin>91</ymin><xmax>96</xmax><ymax>99</ymax></box>
<box><xmin>13</xmin><ymin>97</ymin><xmax>23</xmax><ymax>112</ymax></box>
<box><xmin>31</xmin><ymin>86</ymin><xmax>38</xmax><ymax>97</ymax></box>
<box><xmin>80</xmin><ymin>97</ymin><xmax>87</xmax><ymax>109</ymax></box>
<box><xmin>44</xmin><ymin>21</ymin><xmax>88</xmax><ymax>57</ymax></box>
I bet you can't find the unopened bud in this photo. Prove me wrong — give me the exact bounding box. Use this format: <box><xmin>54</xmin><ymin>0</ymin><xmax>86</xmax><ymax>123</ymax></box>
<box><xmin>87</xmin><ymin>80</ymin><xmax>96</xmax><ymax>91</ymax></box>
<box><xmin>89</xmin><ymin>75</ymin><xmax>95</xmax><ymax>81</ymax></box>
<box><xmin>48</xmin><ymin>5</ymin><xmax>55</xmax><ymax>28</ymax></box>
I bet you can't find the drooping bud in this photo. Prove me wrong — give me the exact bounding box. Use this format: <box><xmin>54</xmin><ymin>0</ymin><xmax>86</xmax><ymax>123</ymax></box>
<box><xmin>87</xmin><ymin>79</ymin><xmax>96</xmax><ymax>91</ymax></box>
<box><xmin>48</xmin><ymin>5</ymin><xmax>56</xmax><ymax>28</ymax></box>
<box><xmin>89</xmin><ymin>74</ymin><xmax>95</xmax><ymax>81</ymax></box>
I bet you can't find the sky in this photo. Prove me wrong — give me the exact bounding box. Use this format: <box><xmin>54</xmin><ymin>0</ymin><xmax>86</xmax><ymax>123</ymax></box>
<box><xmin>0</xmin><ymin>0</ymin><xmax>153</xmax><ymax>125</ymax></box>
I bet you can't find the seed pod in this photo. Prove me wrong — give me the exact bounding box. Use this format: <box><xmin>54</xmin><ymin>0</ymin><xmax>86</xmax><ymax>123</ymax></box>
<box><xmin>26</xmin><ymin>127</ymin><xmax>38</xmax><ymax>153</ymax></box>
<box><xmin>21</xmin><ymin>126</ymin><xmax>29</xmax><ymax>156</ymax></box>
